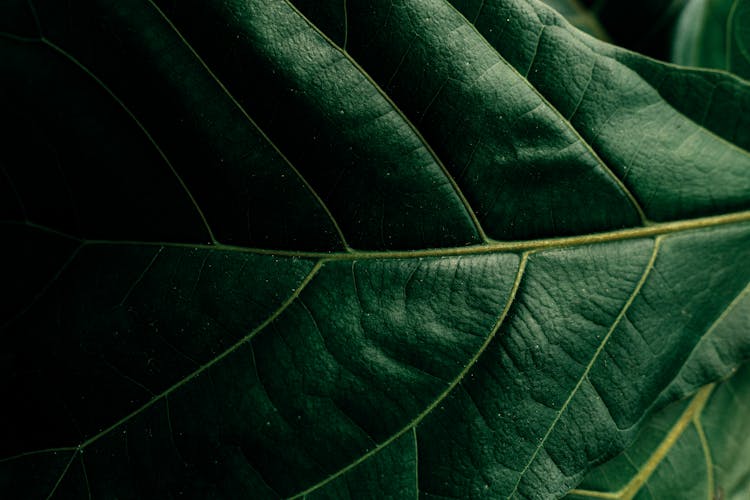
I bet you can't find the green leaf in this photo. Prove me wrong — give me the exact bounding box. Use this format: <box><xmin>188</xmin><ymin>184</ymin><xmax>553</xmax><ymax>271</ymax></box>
<box><xmin>567</xmin><ymin>362</ymin><xmax>750</xmax><ymax>500</ymax></box>
<box><xmin>1</xmin><ymin>0</ymin><xmax>750</xmax><ymax>498</ymax></box>
<box><xmin>673</xmin><ymin>0</ymin><xmax>750</xmax><ymax>79</ymax></box>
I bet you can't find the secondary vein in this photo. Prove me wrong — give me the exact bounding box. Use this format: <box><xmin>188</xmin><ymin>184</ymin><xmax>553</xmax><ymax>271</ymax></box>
<box><xmin>287</xmin><ymin>252</ymin><xmax>529</xmax><ymax>499</ymax></box>
<box><xmin>507</xmin><ymin>238</ymin><xmax>661</xmax><ymax>498</ymax></box>
<box><xmin>75</xmin><ymin>261</ymin><xmax>323</xmax><ymax>451</ymax></box>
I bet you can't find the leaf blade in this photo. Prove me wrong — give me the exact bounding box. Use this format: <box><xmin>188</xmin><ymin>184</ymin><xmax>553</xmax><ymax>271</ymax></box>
<box><xmin>2</xmin><ymin>1</ymin><xmax>750</xmax><ymax>499</ymax></box>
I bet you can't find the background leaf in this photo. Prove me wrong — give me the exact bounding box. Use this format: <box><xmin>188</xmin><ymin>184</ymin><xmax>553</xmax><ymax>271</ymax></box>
<box><xmin>1</xmin><ymin>0</ymin><xmax>750</xmax><ymax>498</ymax></box>
<box><xmin>579</xmin><ymin>0</ymin><xmax>689</xmax><ymax>60</ymax></box>
<box><xmin>673</xmin><ymin>0</ymin><xmax>750</xmax><ymax>80</ymax></box>
<box><xmin>540</xmin><ymin>0</ymin><xmax>610</xmax><ymax>39</ymax></box>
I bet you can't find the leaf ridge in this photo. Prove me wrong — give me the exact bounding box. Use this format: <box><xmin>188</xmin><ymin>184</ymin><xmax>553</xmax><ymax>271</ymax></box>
<box><xmin>507</xmin><ymin>237</ymin><xmax>662</xmax><ymax>498</ymax></box>
<box><xmin>561</xmin><ymin>11</ymin><xmax>750</xmax><ymax>155</ymax></box>
<box><xmin>646</xmin><ymin>279</ymin><xmax>750</xmax><ymax>412</ymax></box>
<box><xmin>288</xmin><ymin>252</ymin><xmax>529</xmax><ymax>499</ymax></box>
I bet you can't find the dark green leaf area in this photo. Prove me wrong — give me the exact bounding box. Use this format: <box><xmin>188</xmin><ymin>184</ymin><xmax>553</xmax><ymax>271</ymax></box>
<box><xmin>294</xmin><ymin>0</ymin><xmax>643</xmax><ymax>240</ymax></box>
<box><xmin>2</xmin><ymin>249</ymin><xmax>520</xmax><ymax>498</ymax></box>
<box><xmin>148</xmin><ymin>0</ymin><xmax>483</xmax><ymax>250</ymax></box>
<box><xmin>0</xmin><ymin>0</ymin><xmax>349</xmax><ymax>250</ymax></box>
<box><xmin>417</xmin><ymin>237</ymin><xmax>654</xmax><ymax>498</ymax></box>
<box><xmin>667</xmin><ymin>364</ymin><xmax>750</xmax><ymax>499</ymax></box>
<box><xmin>0</xmin><ymin>225</ymin><xmax>78</xmax><ymax>322</ymax></box>
<box><xmin>0</xmin><ymin>42</ymin><xmax>210</xmax><ymax>244</ymax></box>
<box><xmin>1</xmin><ymin>244</ymin><xmax>315</xmax><ymax>457</ymax></box>
<box><xmin>505</xmin><ymin>0</ymin><xmax>750</xmax><ymax>163</ymax></box>
<box><xmin>481</xmin><ymin>0</ymin><xmax>750</xmax><ymax>169</ymax></box>
<box><xmin>570</xmin><ymin>363</ymin><xmax>750</xmax><ymax>500</ymax></box>
<box><xmin>306</xmin><ymin>432</ymin><xmax>418</xmax><ymax>500</ymax></box>
<box><xmin>588</xmin><ymin>223</ymin><xmax>750</xmax><ymax>425</ymax></box>
<box><xmin>574</xmin><ymin>395</ymin><xmax>701</xmax><ymax>499</ymax></box>
<box><xmin>603</xmin><ymin>55</ymin><xmax>750</xmax><ymax>153</ymax></box>
<box><xmin>292</xmin><ymin>0</ymin><xmax>750</xmax><ymax>234</ymax></box>
<box><xmin>454</xmin><ymin>0</ymin><xmax>750</xmax><ymax>222</ymax></box>
<box><xmin>661</xmin><ymin>281</ymin><xmax>750</xmax><ymax>406</ymax></box>
<box><xmin>224</xmin><ymin>255</ymin><xmax>518</xmax><ymax>496</ymax></box>
<box><xmin>2</xmin><ymin>0</ymin><xmax>750</xmax><ymax>499</ymax></box>
<box><xmin>0</xmin><ymin>450</ymin><xmax>75</xmax><ymax>499</ymax></box>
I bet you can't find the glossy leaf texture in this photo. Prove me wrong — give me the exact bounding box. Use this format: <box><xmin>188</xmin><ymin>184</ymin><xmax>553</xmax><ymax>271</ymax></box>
<box><xmin>1</xmin><ymin>0</ymin><xmax>750</xmax><ymax>499</ymax></box>
<box><xmin>673</xmin><ymin>0</ymin><xmax>750</xmax><ymax>79</ymax></box>
<box><xmin>567</xmin><ymin>363</ymin><xmax>750</xmax><ymax>500</ymax></box>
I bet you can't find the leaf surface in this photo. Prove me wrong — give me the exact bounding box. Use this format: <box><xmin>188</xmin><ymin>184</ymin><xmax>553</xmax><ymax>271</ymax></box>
<box><xmin>1</xmin><ymin>0</ymin><xmax>750</xmax><ymax>499</ymax></box>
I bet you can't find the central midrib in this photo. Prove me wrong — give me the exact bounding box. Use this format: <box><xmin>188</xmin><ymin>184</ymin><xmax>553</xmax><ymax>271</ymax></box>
<box><xmin>7</xmin><ymin>207</ymin><xmax>750</xmax><ymax>263</ymax></box>
<box><xmin>74</xmin><ymin>207</ymin><xmax>750</xmax><ymax>259</ymax></box>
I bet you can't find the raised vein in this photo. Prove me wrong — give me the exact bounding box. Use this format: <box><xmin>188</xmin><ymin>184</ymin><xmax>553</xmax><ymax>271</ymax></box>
<box><xmin>7</xmin><ymin>208</ymin><xmax>750</xmax><ymax>261</ymax></box>
<box><xmin>39</xmin><ymin>38</ymin><xmax>218</xmax><ymax>244</ymax></box>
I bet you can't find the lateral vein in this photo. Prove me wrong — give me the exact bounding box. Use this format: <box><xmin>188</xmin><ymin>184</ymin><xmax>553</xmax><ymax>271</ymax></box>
<box><xmin>287</xmin><ymin>252</ymin><xmax>529</xmax><ymax>499</ymax></box>
<box><xmin>507</xmin><ymin>238</ymin><xmax>661</xmax><ymax>498</ymax></box>
<box><xmin>76</xmin><ymin>260</ymin><xmax>324</xmax><ymax>450</ymax></box>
